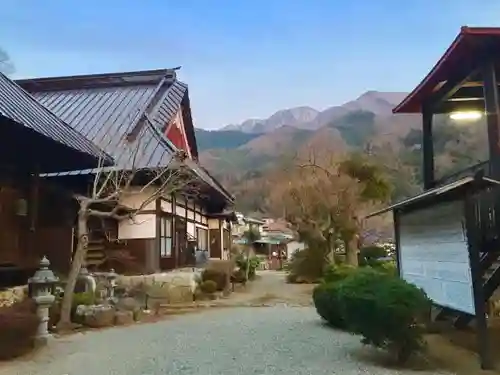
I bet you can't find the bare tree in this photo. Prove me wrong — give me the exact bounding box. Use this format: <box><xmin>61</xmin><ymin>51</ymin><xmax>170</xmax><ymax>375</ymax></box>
<box><xmin>266</xmin><ymin>148</ymin><xmax>391</xmax><ymax>267</ymax></box>
<box><xmin>57</xmin><ymin>144</ymin><xmax>200</xmax><ymax>330</ymax></box>
<box><xmin>0</xmin><ymin>48</ymin><xmax>14</xmax><ymax>75</ymax></box>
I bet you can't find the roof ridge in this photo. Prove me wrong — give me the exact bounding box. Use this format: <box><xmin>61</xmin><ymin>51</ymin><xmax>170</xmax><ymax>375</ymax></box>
<box><xmin>125</xmin><ymin>75</ymin><xmax>175</xmax><ymax>142</ymax></box>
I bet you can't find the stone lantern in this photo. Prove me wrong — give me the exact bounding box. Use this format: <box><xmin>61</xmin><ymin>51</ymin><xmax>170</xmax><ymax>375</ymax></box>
<box><xmin>28</xmin><ymin>256</ymin><xmax>59</xmax><ymax>344</ymax></box>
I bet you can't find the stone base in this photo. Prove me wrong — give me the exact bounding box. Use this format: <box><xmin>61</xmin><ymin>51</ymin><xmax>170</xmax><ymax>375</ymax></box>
<box><xmin>34</xmin><ymin>334</ymin><xmax>52</xmax><ymax>348</ymax></box>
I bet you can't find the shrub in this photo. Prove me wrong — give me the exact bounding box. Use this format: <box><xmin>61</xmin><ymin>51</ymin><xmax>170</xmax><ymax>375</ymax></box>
<box><xmin>201</xmin><ymin>269</ymin><xmax>228</xmax><ymax>291</ymax></box>
<box><xmin>337</xmin><ymin>268</ymin><xmax>430</xmax><ymax>363</ymax></box>
<box><xmin>71</xmin><ymin>292</ymin><xmax>96</xmax><ymax>322</ymax></box>
<box><xmin>235</xmin><ymin>255</ymin><xmax>261</xmax><ymax>279</ymax></box>
<box><xmin>231</xmin><ymin>269</ymin><xmax>247</xmax><ymax>284</ymax></box>
<box><xmin>200</xmin><ymin>280</ymin><xmax>218</xmax><ymax>294</ymax></box>
<box><xmin>312</xmin><ymin>282</ymin><xmax>346</xmax><ymax>329</ymax></box>
<box><xmin>322</xmin><ymin>264</ymin><xmax>356</xmax><ymax>284</ymax></box>
<box><xmin>72</xmin><ymin>291</ymin><xmax>95</xmax><ymax>308</ymax></box>
<box><xmin>370</xmin><ymin>260</ymin><xmax>397</xmax><ymax>276</ymax></box>
<box><xmin>359</xmin><ymin>244</ymin><xmax>387</xmax><ymax>260</ymax></box>
<box><xmin>285</xmin><ymin>247</ymin><xmax>329</xmax><ymax>283</ymax></box>
<box><xmin>0</xmin><ymin>299</ymin><xmax>39</xmax><ymax>360</ymax></box>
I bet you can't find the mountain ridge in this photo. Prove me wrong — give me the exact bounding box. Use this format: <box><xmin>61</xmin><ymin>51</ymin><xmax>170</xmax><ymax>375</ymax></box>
<box><xmin>216</xmin><ymin>91</ymin><xmax>408</xmax><ymax>134</ymax></box>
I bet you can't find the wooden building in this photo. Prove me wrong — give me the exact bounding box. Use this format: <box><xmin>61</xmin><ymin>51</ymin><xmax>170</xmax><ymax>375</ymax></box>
<box><xmin>17</xmin><ymin>69</ymin><xmax>235</xmax><ymax>275</ymax></box>
<box><xmin>0</xmin><ymin>72</ymin><xmax>112</xmax><ymax>285</ymax></box>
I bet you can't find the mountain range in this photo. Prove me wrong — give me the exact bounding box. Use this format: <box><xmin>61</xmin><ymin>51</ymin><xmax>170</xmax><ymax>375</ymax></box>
<box><xmin>195</xmin><ymin>91</ymin><xmax>421</xmax><ymax>179</ymax></box>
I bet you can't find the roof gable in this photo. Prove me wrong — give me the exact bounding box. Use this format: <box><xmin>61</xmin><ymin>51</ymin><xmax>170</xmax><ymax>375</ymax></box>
<box><xmin>17</xmin><ymin>70</ymin><xmax>183</xmax><ymax>171</ymax></box>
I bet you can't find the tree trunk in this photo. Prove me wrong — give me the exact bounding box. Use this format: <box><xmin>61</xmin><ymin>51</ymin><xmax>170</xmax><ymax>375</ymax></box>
<box><xmin>327</xmin><ymin>235</ymin><xmax>336</xmax><ymax>264</ymax></box>
<box><xmin>245</xmin><ymin>246</ymin><xmax>251</xmax><ymax>281</ymax></box>
<box><xmin>57</xmin><ymin>204</ymin><xmax>89</xmax><ymax>331</ymax></box>
<box><xmin>344</xmin><ymin>236</ymin><xmax>359</xmax><ymax>267</ymax></box>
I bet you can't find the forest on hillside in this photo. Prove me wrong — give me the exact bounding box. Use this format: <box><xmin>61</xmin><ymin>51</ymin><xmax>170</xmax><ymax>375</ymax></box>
<box><xmin>228</xmin><ymin>114</ymin><xmax>488</xmax><ymax>216</ymax></box>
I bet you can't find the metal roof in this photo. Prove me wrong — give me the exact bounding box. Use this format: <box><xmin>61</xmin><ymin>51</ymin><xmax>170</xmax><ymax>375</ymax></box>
<box><xmin>18</xmin><ymin>69</ymin><xmax>233</xmax><ymax>202</ymax></box>
<box><xmin>20</xmin><ymin>77</ymin><xmax>183</xmax><ymax>172</ymax></box>
<box><xmin>0</xmin><ymin>72</ymin><xmax>111</xmax><ymax>163</ymax></box>
<box><xmin>366</xmin><ymin>175</ymin><xmax>500</xmax><ymax>218</ymax></box>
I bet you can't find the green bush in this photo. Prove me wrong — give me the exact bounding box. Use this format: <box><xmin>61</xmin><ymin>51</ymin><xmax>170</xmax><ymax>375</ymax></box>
<box><xmin>337</xmin><ymin>268</ymin><xmax>430</xmax><ymax>363</ymax></box>
<box><xmin>72</xmin><ymin>292</ymin><xmax>95</xmax><ymax>307</ymax></box>
<box><xmin>201</xmin><ymin>269</ymin><xmax>227</xmax><ymax>291</ymax></box>
<box><xmin>370</xmin><ymin>260</ymin><xmax>397</xmax><ymax>276</ymax></box>
<box><xmin>285</xmin><ymin>247</ymin><xmax>330</xmax><ymax>283</ymax></box>
<box><xmin>312</xmin><ymin>282</ymin><xmax>346</xmax><ymax>329</ymax></box>
<box><xmin>0</xmin><ymin>299</ymin><xmax>39</xmax><ymax>360</ymax></box>
<box><xmin>235</xmin><ymin>255</ymin><xmax>261</xmax><ymax>279</ymax></box>
<box><xmin>200</xmin><ymin>280</ymin><xmax>218</xmax><ymax>294</ymax></box>
<box><xmin>359</xmin><ymin>244</ymin><xmax>387</xmax><ymax>260</ymax></box>
<box><xmin>71</xmin><ymin>292</ymin><xmax>96</xmax><ymax>322</ymax></box>
<box><xmin>322</xmin><ymin>264</ymin><xmax>356</xmax><ymax>284</ymax></box>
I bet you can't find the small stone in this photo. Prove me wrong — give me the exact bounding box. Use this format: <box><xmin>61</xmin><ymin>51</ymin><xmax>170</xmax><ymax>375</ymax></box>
<box><xmin>116</xmin><ymin>297</ymin><xmax>141</xmax><ymax>312</ymax></box>
<box><xmin>83</xmin><ymin>305</ymin><xmax>115</xmax><ymax>328</ymax></box>
<box><xmin>114</xmin><ymin>310</ymin><xmax>134</xmax><ymax>326</ymax></box>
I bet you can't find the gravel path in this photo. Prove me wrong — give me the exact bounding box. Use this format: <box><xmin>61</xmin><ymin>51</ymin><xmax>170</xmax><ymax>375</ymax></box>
<box><xmin>0</xmin><ymin>306</ymin><xmax>452</xmax><ymax>375</ymax></box>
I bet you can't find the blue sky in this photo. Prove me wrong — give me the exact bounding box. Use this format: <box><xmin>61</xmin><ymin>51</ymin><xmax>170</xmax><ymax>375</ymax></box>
<box><xmin>2</xmin><ymin>0</ymin><xmax>500</xmax><ymax>129</ymax></box>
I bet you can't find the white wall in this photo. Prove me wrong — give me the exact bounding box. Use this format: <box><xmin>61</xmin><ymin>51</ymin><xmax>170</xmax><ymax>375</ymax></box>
<box><xmin>119</xmin><ymin>187</ymin><xmax>157</xmax><ymax>211</ymax></box>
<box><xmin>118</xmin><ymin>214</ymin><xmax>156</xmax><ymax>239</ymax></box>
<box><xmin>399</xmin><ymin>201</ymin><xmax>475</xmax><ymax>315</ymax></box>
<box><xmin>116</xmin><ymin>187</ymin><xmax>157</xmax><ymax>239</ymax></box>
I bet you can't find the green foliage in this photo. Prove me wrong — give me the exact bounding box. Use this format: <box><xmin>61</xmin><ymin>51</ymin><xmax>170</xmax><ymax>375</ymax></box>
<box><xmin>285</xmin><ymin>247</ymin><xmax>330</xmax><ymax>284</ymax></box>
<box><xmin>322</xmin><ymin>264</ymin><xmax>356</xmax><ymax>284</ymax></box>
<box><xmin>72</xmin><ymin>292</ymin><xmax>95</xmax><ymax>308</ymax></box>
<box><xmin>201</xmin><ymin>269</ymin><xmax>228</xmax><ymax>291</ymax></box>
<box><xmin>199</xmin><ymin>280</ymin><xmax>218</xmax><ymax>294</ymax></box>
<box><xmin>235</xmin><ymin>255</ymin><xmax>261</xmax><ymax>279</ymax></box>
<box><xmin>0</xmin><ymin>299</ymin><xmax>39</xmax><ymax>360</ymax></box>
<box><xmin>373</xmin><ymin>260</ymin><xmax>397</xmax><ymax>276</ymax></box>
<box><xmin>312</xmin><ymin>282</ymin><xmax>346</xmax><ymax>329</ymax></box>
<box><xmin>242</xmin><ymin>228</ymin><xmax>261</xmax><ymax>244</ymax></box>
<box><xmin>339</xmin><ymin>154</ymin><xmax>392</xmax><ymax>202</ymax></box>
<box><xmin>336</xmin><ymin>268</ymin><xmax>430</xmax><ymax>363</ymax></box>
<box><xmin>358</xmin><ymin>244</ymin><xmax>390</xmax><ymax>267</ymax></box>
<box><xmin>359</xmin><ymin>244</ymin><xmax>387</xmax><ymax>260</ymax></box>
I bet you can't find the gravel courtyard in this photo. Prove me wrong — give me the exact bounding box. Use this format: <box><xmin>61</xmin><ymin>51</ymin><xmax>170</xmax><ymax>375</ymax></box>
<box><xmin>0</xmin><ymin>306</ymin><xmax>454</xmax><ymax>375</ymax></box>
<box><xmin>0</xmin><ymin>272</ymin><xmax>460</xmax><ymax>375</ymax></box>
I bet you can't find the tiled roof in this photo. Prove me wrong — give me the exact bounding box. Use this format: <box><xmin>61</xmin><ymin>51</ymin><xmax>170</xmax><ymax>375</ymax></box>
<box><xmin>0</xmin><ymin>72</ymin><xmax>111</xmax><ymax>163</ymax></box>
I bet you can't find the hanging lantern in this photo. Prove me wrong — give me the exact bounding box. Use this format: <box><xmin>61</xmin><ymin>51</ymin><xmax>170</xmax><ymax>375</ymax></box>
<box><xmin>16</xmin><ymin>198</ymin><xmax>28</xmax><ymax>216</ymax></box>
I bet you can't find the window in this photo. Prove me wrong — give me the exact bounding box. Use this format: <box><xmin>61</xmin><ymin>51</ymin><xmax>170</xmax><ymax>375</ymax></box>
<box><xmin>197</xmin><ymin>227</ymin><xmax>208</xmax><ymax>251</ymax></box>
<box><xmin>160</xmin><ymin>217</ymin><xmax>172</xmax><ymax>257</ymax></box>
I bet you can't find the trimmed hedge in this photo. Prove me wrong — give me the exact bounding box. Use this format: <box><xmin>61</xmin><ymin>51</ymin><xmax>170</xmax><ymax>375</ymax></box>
<box><xmin>313</xmin><ymin>267</ymin><xmax>430</xmax><ymax>363</ymax></box>
<box><xmin>322</xmin><ymin>264</ymin><xmax>356</xmax><ymax>284</ymax></box>
<box><xmin>201</xmin><ymin>269</ymin><xmax>228</xmax><ymax>291</ymax></box>
<box><xmin>200</xmin><ymin>280</ymin><xmax>218</xmax><ymax>294</ymax></box>
<box><xmin>312</xmin><ymin>282</ymin><xmax>346</xmax><ymax>329</ymax></box>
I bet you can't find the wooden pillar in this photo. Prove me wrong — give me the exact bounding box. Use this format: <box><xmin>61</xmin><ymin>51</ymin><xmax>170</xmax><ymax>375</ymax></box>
<box><xmin>482</xmin><ymin>61</ymin><xmax>500</xmax><ymax>178</ymax></box>
<box><xmin>155</xmin><ymin>199</ymin><xmax>161</xmax><ymax>271</ymax></box>
<box><xmin>172</xmin><ymin>195</ymin><xmax>178</xmax><ymax>268</ymax></box>
<box><xmin>464</xmin><ymin>192</ymin><xmax>493</xmax><ymax>370</ymax></box>
<box><xmin>422</xmin><ymin>107</ymin><xmax>435</xmax><ymax>190</ymax></box>
<box><xmin>393</xmin><ymin>210</ymin><xmax>401</xmax><ymax>277</ymax></box>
